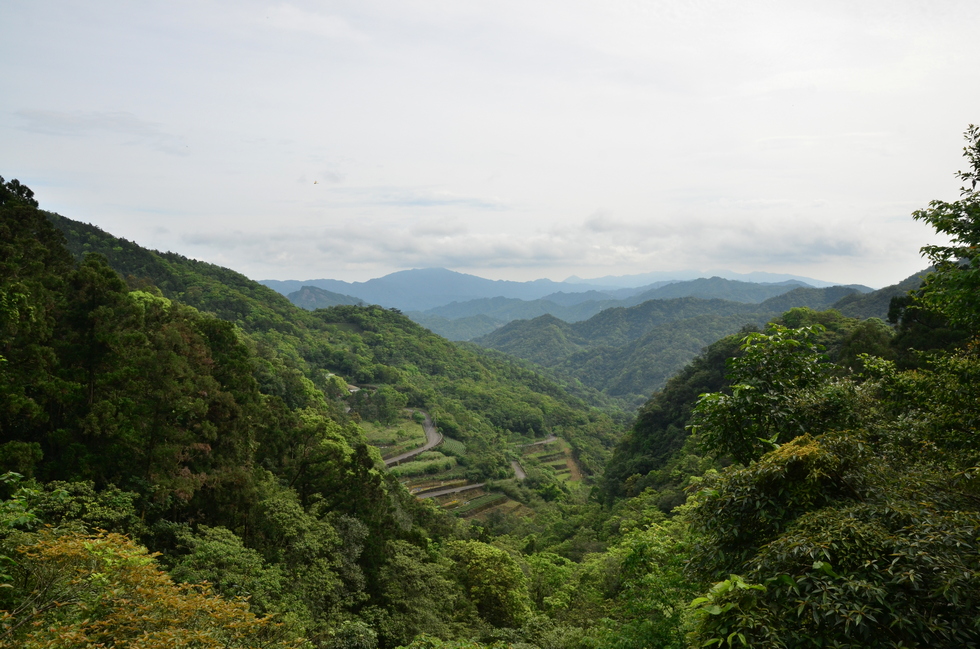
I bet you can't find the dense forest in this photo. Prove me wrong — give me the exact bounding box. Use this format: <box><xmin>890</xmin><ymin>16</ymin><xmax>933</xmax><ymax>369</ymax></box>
<box><xmin>2</xmin><ymin>125</ymin><xmax>980</xmax><ymax>648</ymax></box>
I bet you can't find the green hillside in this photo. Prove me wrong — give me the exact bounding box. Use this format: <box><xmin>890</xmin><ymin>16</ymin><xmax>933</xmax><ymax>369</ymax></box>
<box><xmin>831</xmin><ymin>269</ymin><xmax>928</xmax><ymax>319</ymax></box>
<box><xmin>406</xmin><ymin>312</ymin><xmax>506</xmax><ymax>341</ymax></box>
<box><xmin>402</xmin><ymin>278</ymin><xmax>865</xmax><ymax>341</ymax></box>
<box><xmin>47</xmin><ymin>214</ymin><xmax>623</xmax><ymax>477</ymax></box>
<box><xmin>288</xmin><ymin>285</ymin><xmax>365</xmax><ymax>309</ymax></box>
<box><xmin>2</xmin><ymin>178</ymin><xmax>631</xmax><ymax>647</ymax></box>
<box><xmin>753</xmin><ymin>284</ymin><xmax>860</xmax><ymax>312</ymax></box>
<box><xmin>629</xmin><ymin>276</ymin><xmax>809</xmax><ymax>303</ymax></box>
<box><xmin>475</xmin><ymin>290</ymin><xmax>858</xmax><ymax>406</ymax></box>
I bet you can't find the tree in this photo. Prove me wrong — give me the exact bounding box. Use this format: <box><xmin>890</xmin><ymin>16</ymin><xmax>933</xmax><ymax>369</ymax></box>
<box><xmin>0</xmin><ymin>529</ymin><xmax>303</xmax><ymax>648</ymax></box>
<box><xmin>914</xmin><ymin>124</ymin><xmax>980</xmax><ymax>332</ymax></box>
<box><xmin>446</xmin><ymin>541</ymin><xmax>531</xmax><ymax>628</ymax></box>
<box><xmin>691</xmin><ymin>325</ymin><xmax>828</xmax><ymax>465</ymax></box>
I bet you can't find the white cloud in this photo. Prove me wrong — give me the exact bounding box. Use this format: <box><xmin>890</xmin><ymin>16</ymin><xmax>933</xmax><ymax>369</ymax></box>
<box><xmin>15</xmin><ymin>110</ymin><xmax>189</xmax><ymax>156</ymax></box>
<box><xmin>263</xmin><ymin>3</ymin><xmax>369</xmax><ymax>42</ymax></box>
<box><xmin>1</xmin><ymin>0</ymin><xmax>974</xmax><ymax>287</ymax></box>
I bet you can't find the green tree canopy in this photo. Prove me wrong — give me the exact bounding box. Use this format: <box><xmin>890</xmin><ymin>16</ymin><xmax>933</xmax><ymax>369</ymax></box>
<box><xmin>914</xmin><ymin>124</ymin><xmax>980</xmax><ymax>332</ymax></box>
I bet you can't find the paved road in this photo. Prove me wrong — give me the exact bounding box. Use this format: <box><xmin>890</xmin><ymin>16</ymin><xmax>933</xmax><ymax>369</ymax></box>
<box><xmin>416</xmin><ymin>483</ymin><xmax>485</xmax><ymax>499</ymax></box>
<box><xmin>384</xmin><ymin>412</ymin><xmax>443</xmax><ymax>466</ymax></box>
<box><xmin>511</xmin><ymin>460</ymin><xmax>527</xmax><ymax>480</ymax></box>
<box><xmin>521</xmin><ymin>434</ymin><xmax>558</xmax><ymax>447</ymax></box>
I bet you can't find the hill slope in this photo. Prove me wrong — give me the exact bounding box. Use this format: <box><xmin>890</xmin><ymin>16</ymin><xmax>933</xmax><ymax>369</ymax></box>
<box><xmin>475</xmin><ymin>289</ymin><xmax>858</xmax><ymax>405</ymax></box>
<box><xmin>287</xmin><ymin>285</ymin><xmax>364</xmax><ymax>309</ymax></box>
<box><xmin>47</xmin><ymin>213</ymin><xmax>624</xmax><ymax>475</ymax></box>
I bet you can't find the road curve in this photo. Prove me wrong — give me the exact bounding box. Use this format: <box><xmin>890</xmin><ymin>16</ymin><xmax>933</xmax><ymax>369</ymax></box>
<box><xmin>384</xmin><ymin>411</ymin><xmax>443</xmax><ymax>466</ymax></box>
<box><xmin>511</xmin><ymin>460</ymin><xmax>527</xmax><ymax>480</ymax></box>
<box><xmin>416</xmin><ymin>483</ymin><xmax>486</xmax><ymax>499</ymax></box>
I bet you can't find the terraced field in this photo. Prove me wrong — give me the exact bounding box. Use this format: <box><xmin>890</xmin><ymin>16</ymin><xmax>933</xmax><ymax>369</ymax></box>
<box><xmin>521</xmin><ymin>438</ymin><xmax>582</xmax><ymax>483</ymax></box>
<box><xmin>361</xmin><ymin>410</ymin><xmax>428</xmax><ymax>458</ymax></box>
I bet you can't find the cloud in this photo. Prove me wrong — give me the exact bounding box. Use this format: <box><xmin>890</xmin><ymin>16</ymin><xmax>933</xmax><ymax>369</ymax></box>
<box><xmin>264</xmin><ymin>3</ymin><xmax>368</xmax><ymax>42</ymax></box>
<box><xmin>367</xmin><ymin>187</ymin><xmax>508</xmax><ymax>210</ymax></box>
<box><xmin>307</xmin><ymin>186</ymin><xmax>510</xmax><ymax>211</ymax></box>
<box><xmin>410</xmin><ymin>217</ymin><xmax>469</xmax><ymax>237</ymax></box>
<box><xmin>15</xmin><ymin>110</ymin><xmax>189</xmax><ymax>156</ymax></box>
<box><xmin>176</xmin><ymin>202</ymin><xmax>872</xmax><ymax>281</ymax></box>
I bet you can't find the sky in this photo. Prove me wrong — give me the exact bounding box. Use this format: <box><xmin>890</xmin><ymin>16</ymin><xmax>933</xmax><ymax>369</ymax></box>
<box><xmin>3</xmin><ymin>1</ymin><xmax>979</xmax><ymax>288</ymax></box>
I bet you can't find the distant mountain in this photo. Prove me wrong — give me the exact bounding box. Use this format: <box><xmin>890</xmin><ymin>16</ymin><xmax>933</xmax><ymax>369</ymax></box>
<box><xmin>261</xmin><ymin>268</ymin><xmax>609</xmax><ymax>311</ymax></box>
<box><xmin>406</xmin><ymin>277</ymin><xmax>868</xmax><ymax>340</ymax></box>
<box><xmin>287</xmin><ymin>285</ymin><xmax>364</xmax><ymax>309</ymax></box>
<box><xmin>405</xmin><ymin>313</ymin><xmax>505</xmax><ymax>341</ymax></box>
<box><xmin>412</xmin><ymin>295</ymin><xmax>622</xmax><ymax>330</ymax></box>
<box><xmin>755</xmin><ymin>285</ymin><xmax>864</xmax><ymax>313</ymax></box>
<box><xmin>628</xmin><ymin>277</ymin><xmax>812</xmax><ymax>304</ymax></box>
<box><xmin>474</xmin><ymin>286</ymin><xmax>864</xmax><ymax>406</ymax></box>
<box><xmin>262</xmin><ymin>267</ymin><xmax>859</xmax><ymax>313</ymax></box>
<box><xmin>563</xmin><ymin>269</ymin><xmax>862</xmax><ymax>289</ymax></box>
<box><xmin>831</xmin><ymin>270</ymin><xmax>929</xmax><ymax>320</ymax></box>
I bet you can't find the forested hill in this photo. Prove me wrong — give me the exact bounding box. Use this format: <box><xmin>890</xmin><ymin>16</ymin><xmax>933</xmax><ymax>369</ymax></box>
<box><xmin>474</xmin><ymin>285</ymin><xmax>869</xmax><ymax>407</ymax></box>
<box><xmin>1</xmin><ymin>180</ymin><xmax>635</xmax><ymax>646</ymax></box>
<box><xmin>45</xmin><ymin>212</ymin><xmax>624</xmax><ymax>474</ymax></box>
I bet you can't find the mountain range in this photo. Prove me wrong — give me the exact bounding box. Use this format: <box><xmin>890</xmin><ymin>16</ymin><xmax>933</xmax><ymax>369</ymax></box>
<box><xmin>264</xmin><ymin>269</ymin><xmax>874</xmax><ymax>340</ymax></box>
<box><xmin>261</xmin><ymin>267</ymin><xmax>871</xmax><ymax>313</ymax></box>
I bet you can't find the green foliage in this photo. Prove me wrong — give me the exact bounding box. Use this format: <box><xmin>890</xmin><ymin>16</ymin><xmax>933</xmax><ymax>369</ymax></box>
<box><xmin>0</xmin><ymin>529</ymin><xmax>303</xmax><ymax>648</ymax></box>
<box><xmin>914</xmin><ymin>125</ymin><xmax>980</xmax><ymax>332</ymax></box>
<box><xmin>440</xmin><ymin>437</ymin><xmax>466</xmax><ymax>456</ymax></box>
<box><xmin>599</xmin><ymin>331</ymin><xmax>745</xmax><ymax>503</ymax></box>
<box><xmin>167</xmin><ymin>525</ymin><xmax>290</xmax><ymax>619</ymax></box>
<box><xmin>446</xmin><ymin>541</ymin><xmax>531</xmax><ymax>628</ymax></box>
<box><xmin>395</xmin><ymin>635</ymin><xmax>508</xmax><ymax>649</ymax></box>
<box><xmin>390</xmin><ymin>456</ymin><xmax>457</xmax><ymax>477</ymax></box>
<box><xmin>683</xmin><ymin>341</ymin><xmax>980</xmax><ymax>645</ymax></box>
<box><xmin>367</xmin><ymin>540</ymin><xmax>464</xmax><ymax>645</ymax></box>
<box><xmin>327</xmin><ymin>620</ymin><xmax>379</xmax><ymax>649</ymax></box>
<box><xmin>692</xmin><ymin>324</ymin><xmax>829</xmax><ymax>465</ymax></box>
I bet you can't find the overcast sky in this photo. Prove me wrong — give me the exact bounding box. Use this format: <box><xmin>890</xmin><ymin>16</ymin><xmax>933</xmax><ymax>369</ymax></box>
<box><xmin>3</xmin><ymin>1</ymin><xmax>979</xmax><ymax>287</ymax></box>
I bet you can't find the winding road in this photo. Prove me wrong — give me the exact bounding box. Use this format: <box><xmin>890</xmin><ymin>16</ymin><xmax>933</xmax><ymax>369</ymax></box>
<box><xmin>384</xmin><ymin>411</ymin><xmax>443</xmax><ymax>466</ymax></box>
<box><xmin>511</xmin><ymin>460</ymin><xmax>527</xmax><ymax>480</ymax></box>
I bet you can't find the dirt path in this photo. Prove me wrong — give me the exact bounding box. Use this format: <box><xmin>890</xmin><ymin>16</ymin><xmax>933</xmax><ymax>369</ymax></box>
<box><xmin>384</xmin><ymin>412</ymin><xmax>443</xmax><ymax>466</ymax></box>
<box><xmin>416</xmin><ymin>483</ymin><xmax>485</xmax><ymax>499</ymax></box>
<box><xmin>511</xmin><ymin>460</ymin><xmax>527</xmax><ymax>480</ymax></box>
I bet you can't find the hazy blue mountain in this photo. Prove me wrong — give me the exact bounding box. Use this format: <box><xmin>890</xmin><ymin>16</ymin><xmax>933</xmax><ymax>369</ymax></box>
<box><xmin>287</xmin><ymin>285</ymin><xmax>364</xmax><ymax>309</ymax></box>
<box><xmin>410</xmin><ymin>279</ymin><xmax>863</xmax><ymax>340</ymax></box>
<box><xmin>261</xmin><ymin>267</ymin><xmax>604</xmax><ymax>310</ymax></box>
<box><xmin>419</xmin><ymin>296</ymin><xmax>621</xmax><ymax>325</ymax></box>
<box><xmin>625</xmin><ymin>276</ymin><xmax>811</xmax><ymax>304</ymax></box>
<box><xmin>539</xmin><ymin>289</ymin><xmax>626</xmax><ymax>306</ymax></box>
<box><xmin>563</xmin><ymin>269</ymin><xmax>863</xmax><ymax>288</ymax></box>
<box><xmin>262</xmin><ymin>267</ymin><xmax>859</xmax><ymax>313</ymax></box>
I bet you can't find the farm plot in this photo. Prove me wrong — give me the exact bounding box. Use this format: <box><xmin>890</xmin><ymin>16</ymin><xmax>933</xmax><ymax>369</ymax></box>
<box><xmin>389</xmin><ymin>452</ymin><xmax>457</xmax><ymax>477</ymax></box>
<box><xmin>521</xmin><ymin>438</ymin><xmax>582</xmax><ymax>483</ymax></box>
<box><xmin>362</xmin><ymin>410</ymin><xmax>427</xmax><ymax>458</ymax></box>
<box><xmin>454</xmin><ymin>493</ymin><xmax>507</xmax><ymax>516</ymax></box>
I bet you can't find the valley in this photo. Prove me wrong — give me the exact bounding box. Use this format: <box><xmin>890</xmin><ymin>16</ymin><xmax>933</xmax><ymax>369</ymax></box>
<box><xmin>3</xmin><ymin>128</ymin><xmax>980</xmax><ymax>649</ymax></box>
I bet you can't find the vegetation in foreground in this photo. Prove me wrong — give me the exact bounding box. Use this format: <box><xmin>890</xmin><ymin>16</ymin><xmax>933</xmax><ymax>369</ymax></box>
<box><xmin>1</xmin><ymin>125</ymin><xmax>980</xmax><ymax>647</ymax></box>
